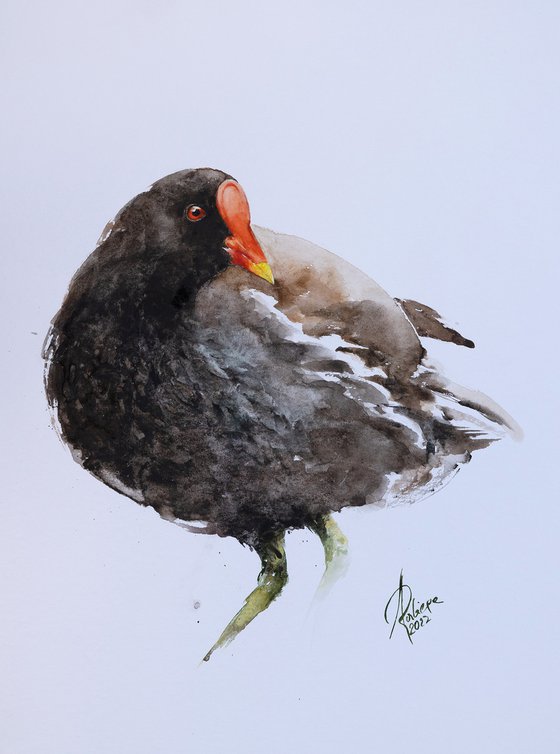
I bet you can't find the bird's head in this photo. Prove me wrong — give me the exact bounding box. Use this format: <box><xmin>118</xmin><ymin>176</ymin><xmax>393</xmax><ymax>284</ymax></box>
<box><xmin>96</xmin><ymin>168</ymin><xmax>274</xmax><ymax>310</ymax></box>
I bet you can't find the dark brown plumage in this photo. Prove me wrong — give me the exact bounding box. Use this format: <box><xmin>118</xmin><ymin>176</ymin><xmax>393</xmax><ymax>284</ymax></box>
<box><xmin>43</xmin><ymin>168</ymin><xmax>519</xmax><ymax>659</ymax></box>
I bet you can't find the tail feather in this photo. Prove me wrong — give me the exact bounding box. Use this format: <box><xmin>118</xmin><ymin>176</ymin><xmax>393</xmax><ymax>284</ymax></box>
<box><xmin>423</xmin><ymin>372</ymin><xmax>523</xmax><ymax>442</ymax></box>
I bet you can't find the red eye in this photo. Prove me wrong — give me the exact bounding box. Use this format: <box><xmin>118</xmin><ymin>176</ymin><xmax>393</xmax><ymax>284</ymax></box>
<box><xmin>186</xmin><ymin>205</ymin><xmax>206</xmax><ymax>222</ymax></box>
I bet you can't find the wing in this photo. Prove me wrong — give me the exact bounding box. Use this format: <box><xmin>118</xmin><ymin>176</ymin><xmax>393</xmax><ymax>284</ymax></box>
<box><xmin>395</xmin><ymin>298</ymin><xmax>475</xmax><ymax>348</ymax></box>
<box><xmin>252</xmin><ymin>226</ymin><xmax>425</xmax><ymax>378</ymax></box>
<box><xmin>250</xmin><ymin>226</ymin><xmax>520</xmax><ymax>442</ymax></box>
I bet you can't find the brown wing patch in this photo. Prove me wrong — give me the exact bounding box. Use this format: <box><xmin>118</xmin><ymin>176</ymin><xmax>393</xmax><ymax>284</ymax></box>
<box><xmin>396</xmin><ymin>299</ymin><xmax>475</xmax><ymax>349</ymax></box>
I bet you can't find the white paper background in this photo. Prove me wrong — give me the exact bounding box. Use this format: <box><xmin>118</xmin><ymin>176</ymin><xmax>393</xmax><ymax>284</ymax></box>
<box><xmin>1</xmin><ymin>2</ymin><xmax>558</xmax><ymax>752</ymax></box>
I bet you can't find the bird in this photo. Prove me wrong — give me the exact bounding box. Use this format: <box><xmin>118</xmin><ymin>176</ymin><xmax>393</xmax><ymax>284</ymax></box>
<box><xmin>43</xmin><ymin>167</ymin><xmax>520</xmax><ymax>661</ymax></box>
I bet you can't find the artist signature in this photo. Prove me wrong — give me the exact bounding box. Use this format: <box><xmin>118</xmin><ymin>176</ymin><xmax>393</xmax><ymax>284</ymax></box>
<box><xmin>384</xmin><ymin>570</ymin><xmax>443</xmax><ymax>643</ymax></box>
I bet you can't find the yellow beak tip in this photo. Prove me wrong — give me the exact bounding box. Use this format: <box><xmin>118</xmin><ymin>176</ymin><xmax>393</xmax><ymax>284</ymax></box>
<box><xmin>250</xmin><ymin>262</ymin><xmax>275</xmax><ymax>285</ymax></box>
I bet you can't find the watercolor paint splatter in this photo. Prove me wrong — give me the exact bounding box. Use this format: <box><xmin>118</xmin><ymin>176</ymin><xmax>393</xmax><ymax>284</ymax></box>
<box><xmin>43</xmin><ymin>168</ymin><xmax>520</xmax><ymax>660</ymax></box>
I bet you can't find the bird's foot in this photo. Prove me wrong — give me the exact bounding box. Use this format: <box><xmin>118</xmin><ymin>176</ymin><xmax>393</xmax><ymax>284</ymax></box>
<box><xmin>202</xmin><ymin>532</ymin><xmax>288</xmax><ymax>662</ymax></box>
<box><xmin>309</xmin><ymin>514</ymin><xmax>349</xmax><ymax>598</ymax></box>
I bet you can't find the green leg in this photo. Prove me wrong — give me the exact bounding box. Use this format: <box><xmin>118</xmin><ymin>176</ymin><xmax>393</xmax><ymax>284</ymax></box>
<box><xmin>202</xmin><ymin>532</ymin><xmax>288</xmax><ymax>662</ymax></box>
<box><xmin>309</xmin><ymin>514</ymin><xmax>349</xmax><ymax>596</ymax></box>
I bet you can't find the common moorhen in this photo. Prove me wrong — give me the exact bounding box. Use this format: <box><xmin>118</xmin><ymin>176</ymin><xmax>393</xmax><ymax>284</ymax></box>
<box><xmin>43</xmin><ymin>168</ymin><xmax>519</xmax><ymax>660</ymax></box>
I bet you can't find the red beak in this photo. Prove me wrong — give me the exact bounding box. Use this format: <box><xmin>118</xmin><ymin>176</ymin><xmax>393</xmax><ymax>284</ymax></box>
<box><xmin>216</xmin><ymin>179</ymin><xmax>274</xmax><ymax>284</ymax></box>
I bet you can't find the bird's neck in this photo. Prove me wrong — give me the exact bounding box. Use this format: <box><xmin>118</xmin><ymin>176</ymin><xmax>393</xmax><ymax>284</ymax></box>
<box><xmin>138</xmin><ymin>246</ymin><xmax>230</xmax><ymax>322</ymax></box>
